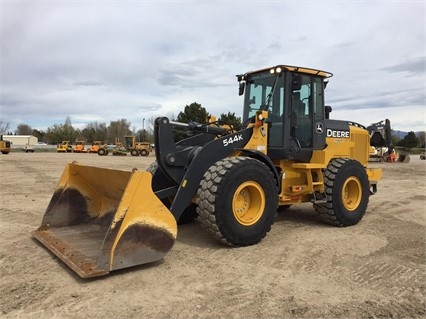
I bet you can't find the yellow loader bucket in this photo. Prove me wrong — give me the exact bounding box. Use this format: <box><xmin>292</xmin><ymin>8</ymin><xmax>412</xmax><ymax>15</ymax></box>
<box><xmin>32</xmin><ymin>163</ymin><xmax>177</xmax><ymax>278</ymax></box>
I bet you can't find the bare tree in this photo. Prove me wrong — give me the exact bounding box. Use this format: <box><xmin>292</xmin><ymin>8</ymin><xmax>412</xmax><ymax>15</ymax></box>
<box><xmin>15</xmin><ymin>123</ymin><xmax>33</xmax><ymax>135</ymax></box>
<box><xmin>418</xmin><ymin>131</ymin><xmax>425</xmax><ymax>148</ymax></box>
<box><xmin>81</xmin><ymin>122</ymin><xmax>108</xmax><ymax>143</ymax></box>
<box><xmin>107</xmin><ymin>119</ymin><xmax>131</xmax><ymax>144</ymax></box>
<box><xmin>0</xmin><ymin>120</ymin><xmax>10</xmax><ymax>134</ymax></box>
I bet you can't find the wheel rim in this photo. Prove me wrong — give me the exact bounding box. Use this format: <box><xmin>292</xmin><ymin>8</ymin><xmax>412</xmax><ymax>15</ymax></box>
<box><xmin>232</xmin><ymin>181</ymin><xmax>265</xmax><ymax>226</ymax></box>
<box><xmin>342</xmin><ymin>176</ymin><xmax>362</xmax><ymax>211</ymax></box>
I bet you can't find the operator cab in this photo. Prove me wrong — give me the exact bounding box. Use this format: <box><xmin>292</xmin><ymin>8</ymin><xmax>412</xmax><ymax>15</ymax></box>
<box><xmin>238</xmin><ymin>65</ymin><xmax>333</xmax><ymax>162</ymax></box>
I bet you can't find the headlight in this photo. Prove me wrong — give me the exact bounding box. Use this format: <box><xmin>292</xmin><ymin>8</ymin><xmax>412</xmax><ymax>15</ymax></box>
<box><xmin>270</xmin><ymin>67</ymin><xmax>282</xmax><ymax>74</ymax></box>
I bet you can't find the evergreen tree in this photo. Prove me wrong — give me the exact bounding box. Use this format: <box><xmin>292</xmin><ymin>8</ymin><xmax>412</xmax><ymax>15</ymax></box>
<box><xmin>177</xmin><ymin>102</ymin><xmax>209</xmax><ymax>123</ymax></box>
<box><xmin>175</xmin><ymin>102</ymin><xmax>209</xmax><ymax>141</ymax></box>
<box><xmin>397</xmin><ymin>131</ymin><xmax>418</xmax><ymax>150</ymax></box>
<box><xmin>218</xmin><ymin>112</ymin><xmax>242</xmax><ymax>132</ymax></box>
<box><xmin>46</xmin><ymin>123</ymin><xmax>78</xmax><ymax>143</ymax></box>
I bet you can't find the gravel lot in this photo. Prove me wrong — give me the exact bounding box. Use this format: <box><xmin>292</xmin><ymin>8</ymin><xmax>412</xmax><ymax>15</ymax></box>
<box><xmin>1</xmin><ymin>152</ymin><xmax>425</xmax><ymax>318</ymax></box>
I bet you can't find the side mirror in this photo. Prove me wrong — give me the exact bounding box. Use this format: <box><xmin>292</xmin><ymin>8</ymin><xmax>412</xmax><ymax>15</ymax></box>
<box><xmin>238</xmin><ymin>82</ymin><xmax>245</xmax><ymax>96</ymax></box>
<box><xmin>325</xmin><ymin>105</ymin><xmax>332</xmax><ymax>119</ymax></box>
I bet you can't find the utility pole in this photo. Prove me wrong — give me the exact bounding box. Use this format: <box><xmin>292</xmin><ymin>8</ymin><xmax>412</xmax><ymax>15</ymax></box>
<box><xmin>142</xmin><ymin>118</ymin><xmax>145</xmax><ymax>142</ymax></box>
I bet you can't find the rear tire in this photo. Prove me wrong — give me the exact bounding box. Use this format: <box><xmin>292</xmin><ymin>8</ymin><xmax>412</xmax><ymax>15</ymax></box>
<box><xmin>196</xmin><ymin>156</ymin><xmax>278</xmax><ymax>246</ymax></box>
<box><xmin>140</xmin><ymin>149</ymin><xmax>148</xmax><ymax>156</ymax></box>
<box><xmin>98</xmin><ymin>148</ymin><xmax>106</xmax><ymax>156</ymax></box>
<box><xmin>314</xmin><ymin>158</ymin><xmax>369</xmax><ymax>226</ymax></box>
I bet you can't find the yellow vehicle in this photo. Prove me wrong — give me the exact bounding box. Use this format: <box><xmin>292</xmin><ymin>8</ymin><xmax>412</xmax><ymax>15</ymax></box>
<box><xmin>88</xmin><ymin>141</ymin><xmax>103</xmax><ymax>153</ymax></box>
<box><xmin>124</xmin><ymin>135</ymin><xmax>152</xmax><ymax>156</ymax></box>
<box><xmin>57</xmin><ymin>141</ymin><xmax>72</xmax><ymax>153</ymax></box>
<box><xmin>97</xmin><ymin>139</ymin><xmax>128</xmax><ymax>156</ymax></box>
<box><xmin>33</xmin><ymin>64</ymin><xmax>382</xmax><ymax>278</ymax></box>
<box><xmin>97</xmin><ymin>136</ymin><xmax>152</xmax><ymax>156</ymax></box>
<box><xmin>73</xmin><ymin>141</ymin><xmax>87</xmax><ymax>153</ymax></box>
<box><xmin>0</xmin><ymin>135</ymin><xmax>11</xmax><ymax>154</ymax></box>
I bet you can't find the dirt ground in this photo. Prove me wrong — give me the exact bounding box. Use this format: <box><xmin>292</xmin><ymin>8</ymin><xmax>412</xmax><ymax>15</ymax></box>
<box><xmin>0</xmin><ymin>152</ymin><xmax>425</xmax><ymax>319</ymax></box>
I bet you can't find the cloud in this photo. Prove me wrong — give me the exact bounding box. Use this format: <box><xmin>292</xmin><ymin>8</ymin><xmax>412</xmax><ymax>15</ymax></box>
<box><xmin>0</xmin><ymin>1</ymin><xmax>425</xmax><ymax>133</ymax></box>
<box><xmin>380</xmin><ymin>57</ymin><xmax>425</xmax><ymax>76</ymax></box>
<box><xmin>72</xmin><ymin>81</ymin><xmax>104</xmax><ymax>87</ymax></box>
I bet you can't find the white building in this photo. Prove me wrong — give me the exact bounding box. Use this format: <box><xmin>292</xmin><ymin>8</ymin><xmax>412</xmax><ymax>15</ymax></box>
<box><xmin>3</xmin><ymin>135</ymin><xmax>38</xmax><ymax>146</ymax></box>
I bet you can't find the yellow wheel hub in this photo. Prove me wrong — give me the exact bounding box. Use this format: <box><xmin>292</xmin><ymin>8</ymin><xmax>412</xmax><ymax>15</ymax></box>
<box><xmin>342</xmin><ymin>176</ymin><xmax>362</xmax><ymax>211</ymax></box>
<box><xmin>232</xmin><ymin>181</ymin><xmax>265</xmax><ymax>226</ymax></box>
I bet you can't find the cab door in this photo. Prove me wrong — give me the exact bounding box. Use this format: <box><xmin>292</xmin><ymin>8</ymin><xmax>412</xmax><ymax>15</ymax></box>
<box><xmin>287</xmin><ymin>73</ymin><xmax>326</xmax><ymax>162</ymax></box>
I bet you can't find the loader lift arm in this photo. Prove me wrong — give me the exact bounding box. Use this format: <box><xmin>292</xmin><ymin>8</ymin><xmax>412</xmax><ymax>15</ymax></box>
<box><xmin>152</xmin><ymin>117</ymin><xmax>257</xmax><ymax>221</ymax></box>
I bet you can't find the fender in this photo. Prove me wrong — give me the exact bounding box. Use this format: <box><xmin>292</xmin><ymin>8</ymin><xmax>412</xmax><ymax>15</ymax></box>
<box><xmin>236</xmin><ymin>149</ymin><xmax>281</xmax><ymax>192</ymax></box>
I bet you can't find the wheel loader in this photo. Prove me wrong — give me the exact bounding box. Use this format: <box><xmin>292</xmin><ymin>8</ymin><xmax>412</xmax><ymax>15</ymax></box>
<box><xmin>32</xmin><ymin>64</ymin><xmax>382</xmax><ymax>278</ymax></box>
<box><xmin>0</xmin><ymin>135</ymin><xmax>11</xmax><ymax>154</ymax></box>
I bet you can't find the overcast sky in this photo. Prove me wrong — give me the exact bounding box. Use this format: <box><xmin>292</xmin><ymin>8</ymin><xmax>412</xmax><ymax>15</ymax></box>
<box><xmin>1</xmin><ymin>0</ymin><xmax>425</xmax><ymax>133</ymax></box>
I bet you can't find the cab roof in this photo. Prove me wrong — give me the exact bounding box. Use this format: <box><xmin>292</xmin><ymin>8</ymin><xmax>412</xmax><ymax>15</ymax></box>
<box><xmin>241</xmin><ymin>64</ymin><xmax>333</xmax><ymax>78</ymax></box>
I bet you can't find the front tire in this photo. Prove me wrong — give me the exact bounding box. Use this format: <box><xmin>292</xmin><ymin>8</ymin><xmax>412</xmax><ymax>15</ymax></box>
<box><xmin>314</xmin><ymin>158</ymin><xmax>370</xmax><ymax>226</ymax></box>
<box><xmin>197</xmin><ymin>156</ymin><xmax>278</xmax><ymax>246</ymax></box>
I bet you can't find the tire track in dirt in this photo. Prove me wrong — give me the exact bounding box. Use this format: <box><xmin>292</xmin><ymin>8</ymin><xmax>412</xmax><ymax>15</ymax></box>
<box><xmin>0</xmin><ymin>276</ymin><xmax>55</xmax><ymax>315</ymax></box>
<box><xmin>350</xmin><ymin>259</ymin><xmax>425</xmax><ymax>298</ymax></box>
<box><xmin>14</xmin><ymin>161</ymin><xmax>58</xmax><ymax>189</ymax></box>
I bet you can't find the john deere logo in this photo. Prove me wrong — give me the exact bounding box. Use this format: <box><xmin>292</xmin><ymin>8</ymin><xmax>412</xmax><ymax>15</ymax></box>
<box><xmin>316</xmin><ymin>123</ymin><xmax>324</xmax><ymax>133</ymax></box>
<box><xmin>326</xmin><ymin>129</ymin><xmax>350</xmax><ymax>138</ymax></box>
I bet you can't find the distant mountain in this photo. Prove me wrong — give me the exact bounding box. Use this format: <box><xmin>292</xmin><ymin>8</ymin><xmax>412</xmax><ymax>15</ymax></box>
<box><xmin>392</xmin><ymin>130</ymin><xmax>424</xmax><ymax>139</ymax></box>
<box><xmin>393</xmin><ymin>130</ymin><xmax>408</xmax><ymax>139</ymax></box>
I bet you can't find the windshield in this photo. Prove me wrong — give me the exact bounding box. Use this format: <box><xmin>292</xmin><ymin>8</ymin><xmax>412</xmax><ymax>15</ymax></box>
<box><xmin>243</xmin><ymin>71</ymin><xmax>284</xmax><ymax>121</ymax></box>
